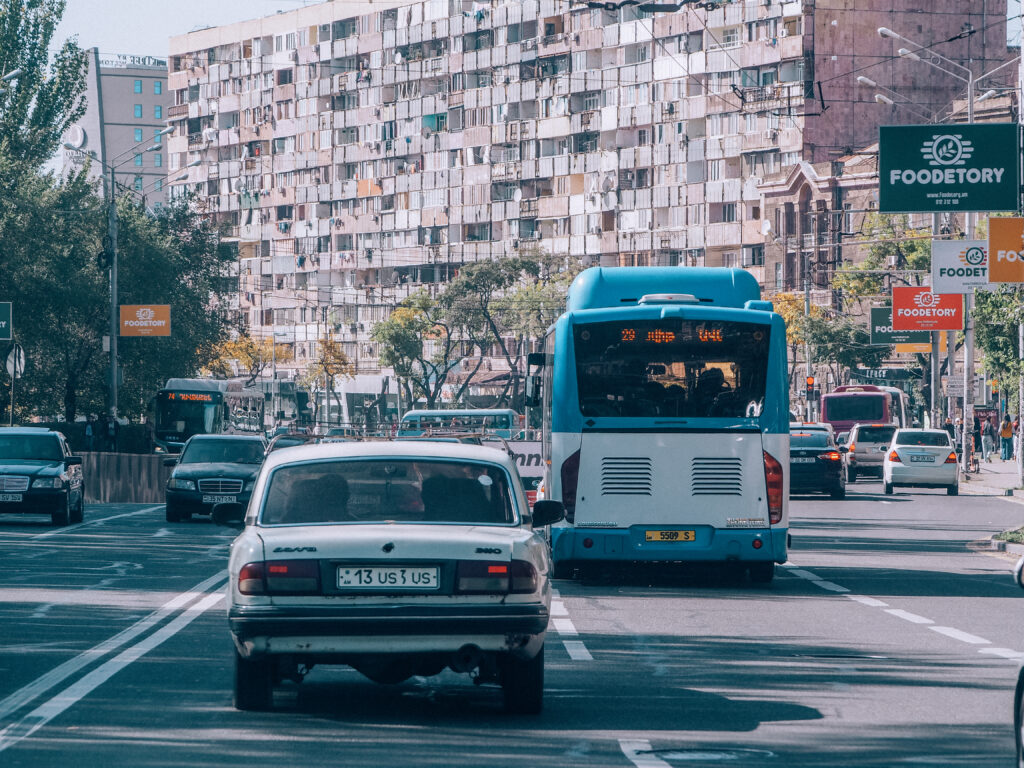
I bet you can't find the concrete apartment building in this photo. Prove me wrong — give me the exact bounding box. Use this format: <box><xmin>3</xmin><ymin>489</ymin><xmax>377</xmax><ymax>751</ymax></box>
<box><xmin>63</xmin><ymin>49</ymin><xmax>171</xmax><ymax>207</ymax></box>
<box><xmin>165</xmin><ymin>0</ymin><xmax>1007</xmax><ymax>406</ymax></box>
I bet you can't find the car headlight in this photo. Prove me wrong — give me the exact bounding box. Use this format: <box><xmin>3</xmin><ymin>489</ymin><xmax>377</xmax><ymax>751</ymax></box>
<box><xmin>168</xmin><ymin>477</ymin><xmax>196</xmax><ymax>491</ymax></box>
<box><xmin>244</xmin><ymin>480</ymin><xmax>255</xmax><ymax>492</ymax></box>
<box><xmin>31</xmin><ymin>477</ymin><xmax>63</xmax><ymax>489</ymax></box>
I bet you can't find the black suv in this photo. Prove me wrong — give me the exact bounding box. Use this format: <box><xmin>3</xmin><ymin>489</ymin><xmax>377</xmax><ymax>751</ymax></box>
<box><xmin>164</xmin><ymin>435</ymin><xmax>267</xmax><ymax>522</ymax></box>
<box><xmin>0</xmin><ymin>427</ymin><xmax>84</xmax><ymax>526</ymax></box>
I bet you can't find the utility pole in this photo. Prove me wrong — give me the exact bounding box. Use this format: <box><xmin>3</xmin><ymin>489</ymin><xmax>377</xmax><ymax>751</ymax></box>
<box><xmin>108</xmin><ymin>163</ymin><xmax>119</xmax><ymax>422</ymax></box>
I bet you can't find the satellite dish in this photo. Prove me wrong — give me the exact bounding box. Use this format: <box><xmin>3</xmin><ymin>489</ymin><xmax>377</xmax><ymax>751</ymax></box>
<box><xmin>66</xmin><ymin>124</ymin><xmax>86</xmax><ymax>148</ymax></box>
<box><xmin>394</xmin><ymin>51</ymin><xmax>403</xmax><ymax>64</ymax></box>
<box><xmin>761</xmin><ymin>219</ymin><xmax>772</xmax><ymax>235</ymax></box>
<box><xmin>604</xmin><ymin>191</ymin><xmax>618</xmax><ymax>209</ymax></box>
<box><xmin>512</xmin><ymin>188</ymin><xmax>522</xmax><ymax>202</ymax></box>
<box><xmin>421</xmin><ymin>126</ymin><xmax>432</xmax><ymax>138</ymax></box>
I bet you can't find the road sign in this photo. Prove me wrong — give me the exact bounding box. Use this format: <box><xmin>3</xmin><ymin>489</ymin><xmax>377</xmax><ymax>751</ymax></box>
<box><xmin>120</xmin><ymin>305</ymin><xmax>171</xmax><ymax>337</ymax></box>
<box><xmin>878</xmin><ymin>123</ymin><xmax>1020</xmax><ymax>213</ymax></box>
<box><xmin>0</xmin><ymin>303</ymin><xmax>10</xmax><ymax>342</ymax></box>
<box><xmin>988</xmin><ymin>217</ymin><xmax>1024</xmax><ymax>283</ymax></box>
<box><xmin>931</xmin><ymin>240</ymin><xmax>991</xmax><ymax>293</ymax></box>
<box><xmin>6</xmin><ymin>344</ymin><xmax>25</xmax><ymax>379</ymax></box>
<box><xmin>891</xmin><ymin>287</ymin><xmax>964</xmax><ymax>331</ymax></box>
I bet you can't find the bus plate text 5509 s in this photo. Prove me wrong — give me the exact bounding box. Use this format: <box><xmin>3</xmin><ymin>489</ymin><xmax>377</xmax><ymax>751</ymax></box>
<box><xmin>645</xmin><ymin>530</ymin><xmax>696</xmax><ymax>542</ymax></box>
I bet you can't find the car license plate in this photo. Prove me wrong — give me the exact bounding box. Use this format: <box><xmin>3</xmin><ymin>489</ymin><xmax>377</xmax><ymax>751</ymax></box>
<box><xmin>202</xmin><ymin>494</ymin><xmax>237</xmax><ymax>504</ymax></box>
<box><xmin>645</xmin><ymin>530</ymin><xmax>696</xmax><ymax>542</ymax></box>
<box><xmin>909</xmin><ymin>455</ymin><xmax>935</xmax><ymax>463</ymax></box>
<box><xmin>791</xmin><ymin>457</ymin><xmax>816</xmax><ymax>463</ymax></box>
<box><xmin>337</xmin><ymin>565</ymin><xmax>440</xmax><ymax>589</ymax></box>
<box><xmin>0</xmin><ymin>493</ymin><xmax>22</xmax><ymax>502</ymax></box>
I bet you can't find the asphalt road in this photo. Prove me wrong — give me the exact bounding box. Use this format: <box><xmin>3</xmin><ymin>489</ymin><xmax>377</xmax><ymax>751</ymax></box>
<box><xmin>1</xmin><ymin>483</ymin><xmax>1023</xmax><ymax>767</ymax></box>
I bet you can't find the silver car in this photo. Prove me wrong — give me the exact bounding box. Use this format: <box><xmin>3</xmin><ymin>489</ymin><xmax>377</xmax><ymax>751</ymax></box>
<box><xmin>844</xmin><ymin>423</ymin><xmax>897</xmax><ymax>482</ymax></box>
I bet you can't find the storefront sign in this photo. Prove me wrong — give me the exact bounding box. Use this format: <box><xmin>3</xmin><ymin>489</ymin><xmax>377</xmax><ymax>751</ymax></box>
<box><xmin>931</xmin><ymin>240</ymin><xmax>991</xmax><ymax>293</ymax></box>
<box><xmin>120</xmin><ymin>305</ymin><xmax>171</xmax><ymax>337</ymax></box>
<box><xmin>988</xmin><ymin>217</ymin><xmax>1024</xmax><ymax>283</ymax></box>
<box><xmin>891</xmin><ymin>287</ymin><xmax>964</xmax><ymax>331</ymax></box>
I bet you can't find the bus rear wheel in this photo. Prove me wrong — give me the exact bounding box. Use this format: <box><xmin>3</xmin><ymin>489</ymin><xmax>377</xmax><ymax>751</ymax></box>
<box><xmin>749</xmin><ymin>563</ymin><xmax>774</xmax><ymax>584</ymax></box>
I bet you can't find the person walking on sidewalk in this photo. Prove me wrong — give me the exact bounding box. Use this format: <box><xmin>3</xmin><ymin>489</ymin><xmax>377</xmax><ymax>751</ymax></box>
<box><xmin>982</xmin><ymin>417</ymin><xmax>995</xmax><ymax>462</ymax></box>
<box><xmin>1000</xmin><ymin>416</ymin><xmax>1014</xmax><ymax>461</ymax></box>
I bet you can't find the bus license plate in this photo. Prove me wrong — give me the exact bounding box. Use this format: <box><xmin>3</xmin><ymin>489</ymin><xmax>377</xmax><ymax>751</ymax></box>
<box><xmin>203</xmin><ymin>494</ymin><xmax>237</xmax><ymax>504</ymax></box>
<box><xmin>338</xmin><ymin>565</ymin><xmax>439</xmax><ymax>589</ymax></box>
<box><xmin>0</xmin><ymin>493</ymin><xmax>22</xmax><ymax>502</ymax></box>
<box><xmin>645</xmin><ymin>530</ymin><xmax>696</xmax><ymax>542</ymax></box>
<box><xmin>909</xmin><ymin>455</ymin><xmax>935</xmax><ymax>463</ymax></box>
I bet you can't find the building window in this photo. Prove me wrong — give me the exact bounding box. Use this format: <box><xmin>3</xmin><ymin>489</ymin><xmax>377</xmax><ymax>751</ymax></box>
<box><xmin>134</xmin><ymin>104</ymin><xmax>143</xmax><ymax>118</ymax></box>
<box><xmin>154</xmin><ymin>105</ymin><xmax>162</xmax><ymax>119</ymax></box>
<box><xmin>708</xmin><ymin>159</ymin><xmax>722</xmax><ymax>181</ymax></box>
<box><xmin>156</xmin><ymin>178</ymin><xmax>163</xmax><ymax>191</ymax></box>
<box><xmin>154</xmin><ymin>153</ymin><xmax>162</xmax><ymax>167</ymax></box>
<box><xmin>154</xmin><ymin>80</ymin><xmax>162</xmax><ymax>95</ymax></box>
<box><xmin>774</xmin><ymin>262</ymin><xmax>783</xmax><ymax>289</ymax></box>
<box><xmin>743</xmin><ymin>245</ymin><xmax>765</xmax><ymax>266</ymax></box>
<box><xmin>134</xmin><ymin>128</ymin><xmax>143</xmax><ymax>142</ymax></box>
<box><xmin>134</xmin><ymin>154</ymin><xmax>143</xmax><ymax>166</ymax></box>
<box><xmin>133</xmin><ymin>176</ymin><xmax>143</xmax><ymax>190</ymax></box>
<box><xmin>722</xmin><ymin>252</ymin><xmax>738</xmax><ymax>268</ymax></box>
<box><xmin>133</xmin><ymin>79</ymin><xmax>142</xmax><ymax>93</ymax></box>
<box><xmin>722</xmin><ymin>203</ymin><xmax>737</xmax><ymax>222</ymax></box>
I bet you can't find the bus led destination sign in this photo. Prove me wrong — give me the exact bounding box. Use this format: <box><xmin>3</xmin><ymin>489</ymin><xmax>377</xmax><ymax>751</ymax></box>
<box><xmin>879</xmin><ymin>124</ymin><xmax>1019</xmax><ymax>213</ymax></box>
<box><xmin>167</xmin><ymin>392</ymin><xmax>215</xmax><ymax>402</ymax></box>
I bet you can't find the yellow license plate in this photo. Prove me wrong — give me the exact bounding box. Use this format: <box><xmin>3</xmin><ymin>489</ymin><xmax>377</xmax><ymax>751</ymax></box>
<box><xmin>645</xmin><ymin>530</ymin><xmax>696</xmax><ymax>542</ymax></box>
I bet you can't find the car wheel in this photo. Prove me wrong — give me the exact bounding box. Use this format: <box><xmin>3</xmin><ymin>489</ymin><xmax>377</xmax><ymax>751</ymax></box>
<box><xmin>51</xmin><ymin>494</ymin><xmax>71</xmax><ymax>527</ymax></box>
<box><xmin>947</xmin><ymin>484</ymin><xmax>959</xmax><ymax>496</ymax></box>
<box><xmin>501</xmin><ymin>645</ymin><xmax>544</xmax><ymax>714</ymax></box>
<box><xmin>830</xmin><ymin>485</ymin><xmax>846</xmax><ymax>500</ymax></box>
<box><xmin>749</xmin><ymin>562</ymin><xmax>774</xmax><ymax>584</ymax></box>
<box><xmin>233</xmin><ymin>649</ymin><xmax>274</xmax><ymax>711</ymax></box>
<box><xmin>883</xmin><ymin>481</ymin><xmax>894</xmax><ymax>495</ymax></box>
<box><xmin>552</xmin><ymin>561</ymin><xmax>574</xmax><ymax>580</ymax></box>
<box><xmin>70</xmin><ymin>493</ymin><xmax>84</xmax><ymax>524</ymax></box>
<box><xmin>847</xmin><ymin>469</ymin><xmax>857</xmax><ymax>484</ymax></box>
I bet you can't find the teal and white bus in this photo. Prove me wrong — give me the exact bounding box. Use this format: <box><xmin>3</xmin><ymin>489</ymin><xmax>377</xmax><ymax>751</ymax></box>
<box><xmin>397</xmin><ymin>408</ymin><xmax>521</xmax><ymax>439</ymax></box>
<box><xmin>526</xmin><ymin>267</ymin><xmax>790</xmax><ymax>583</ymax></box>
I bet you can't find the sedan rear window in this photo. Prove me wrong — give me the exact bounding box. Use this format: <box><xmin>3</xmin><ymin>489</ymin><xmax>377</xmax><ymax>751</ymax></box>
<box><xmin>857</xmin><ymin>427</ymin><xmax>896</xmax><ymax>443</ymax></box>
<box><xmin>260</xmin><ymin>459</ymin><xmax>517</xmax><ymax>526</ymax></box>
<box><xmin>791</xmin><ymin>433</ymin><xmax>831</xmax><ymax>448</ymax></box>
<box><xmin>895</xmin><ymin>431</ymin><xmax>950</xmax><ymax>447</ymax></box>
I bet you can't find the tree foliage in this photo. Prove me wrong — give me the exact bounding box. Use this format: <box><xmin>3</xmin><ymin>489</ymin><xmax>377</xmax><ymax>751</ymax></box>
<box><xmin>973</xmin><ymin>287</ymin><xmax>1024</xmax><ymax>392</ymax></box>
<box><xmin>207</xmin><ymin>332</ymin><xmax>293</xmax><ymax>386</ymax></box>
<box><xmin>803</xmin><ymin>314</ymin><xmax>891</xmax><ymax>386</ymax></box>
<box><xmin>832</xmin><ymin>214</ymin><xmax>931</xmax><ymax>308</ymax></box>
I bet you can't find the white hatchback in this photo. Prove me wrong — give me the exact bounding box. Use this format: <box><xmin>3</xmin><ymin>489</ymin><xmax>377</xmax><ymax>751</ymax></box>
<box><xmin>213</xmin><ymin>441</ymin><xmax>564</xmax><ymax>713</ymax></box>
<box><xmin>882</xmin><ymin>428</ymin><xmax>959</xmax><ymax>496</ymax></box>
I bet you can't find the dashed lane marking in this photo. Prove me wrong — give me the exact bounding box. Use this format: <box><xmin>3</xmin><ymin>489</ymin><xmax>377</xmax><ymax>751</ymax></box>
<box><xmin>620</xmin><ymin>738</ymin><xmax>673</xmax><ymax>768</ymax></box>
<box><xmin>31</xmin><ymin>506</ymin><xmax>163</xmax><ymax>540</ymax></box>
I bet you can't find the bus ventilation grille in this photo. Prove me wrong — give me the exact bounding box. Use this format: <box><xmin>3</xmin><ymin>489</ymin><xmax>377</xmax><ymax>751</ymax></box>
<box><xmin>600</xmin><ymin>457</ymin><xmax>653</xmax><ymax>496</ymax></box>
<box><xmin>691</xmin><ymin>458</ymin><xmax>743</xmax><ymax>496</ymax></box>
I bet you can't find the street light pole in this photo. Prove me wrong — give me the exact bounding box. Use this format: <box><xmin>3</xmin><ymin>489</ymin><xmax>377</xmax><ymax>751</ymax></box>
<box><xmin>108</xmin><ymin>163</ymin><xmax>119</xmax><ymax>421</ymax></box>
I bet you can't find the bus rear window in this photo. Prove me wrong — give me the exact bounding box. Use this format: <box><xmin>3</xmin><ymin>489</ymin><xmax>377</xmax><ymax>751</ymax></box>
<box><xmin>823</xmin><ymin>395</ymin><xmax>885</xmax><ymax>423</ymax></box>
<box><xmin>573</xmin><ymin>319</ymin><xmax>770</xmax><ymax>419</ymax></box>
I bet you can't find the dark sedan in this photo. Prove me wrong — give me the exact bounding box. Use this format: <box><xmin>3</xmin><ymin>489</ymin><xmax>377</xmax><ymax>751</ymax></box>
<box><xmin>164</xmin><ymin>435</ymin><xmax>266</xmax><ymax>522</ymax></box>
<box><xmin>789</xmin><ymin>430</ymin><xmax>846</xmax><ymax>499</ymax></box>
<box><xmin>0</xmin><ymin>427</ymin><xmax>84</xmax><ymax>526</ymax></box>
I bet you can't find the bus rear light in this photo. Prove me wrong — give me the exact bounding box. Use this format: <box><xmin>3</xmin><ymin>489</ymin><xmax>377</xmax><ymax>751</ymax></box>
<box><xmin>560</xmin><ymin>449</ymin><xmax>581</xmax><ymax>523</ymax></box>
<box><xmin>888</xmin><ymin>450</ymin><xmax>901</xmax><ymax>463</ymax></box>
<box><xmin>752</xmin><ymin>539</ymin><xmax>763</xmax><ymax>549</ymax></box>
<box><xmin>945</xmin><ymin>452</ymin><xmax>958</xmax><ymax>464</ymax></box>
<box><xmin>456</xmin><ymin>560</ymin><xmax>537</xmax><ymax>594</ymax></box>
<box><xmin>763</xmin><ymin>451</ymin><xmax>784</xmax><ymax>524</ymax></box>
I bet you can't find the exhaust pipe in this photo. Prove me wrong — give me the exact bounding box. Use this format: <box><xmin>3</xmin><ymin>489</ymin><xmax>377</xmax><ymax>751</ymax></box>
<box><xmin>450</xmin><ymin>644</ymin><xmax>483</xmax><ymax>673</ymax></box>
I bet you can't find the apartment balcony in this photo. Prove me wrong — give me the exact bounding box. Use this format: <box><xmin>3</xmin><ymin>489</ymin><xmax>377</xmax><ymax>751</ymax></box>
<box><xmin>740</xmin><ymin>82</ymin><xmax>805</xmax><ymax>113</ymax></box>
<box><xmin>168</xmin><ymin>103</ymin><xmax>189</xmax><ymax>120</ymax></box>
<box><xmin>490</xmin><ymin>161</ymin><xmax>521</xmax><ymax>181</ymax></box>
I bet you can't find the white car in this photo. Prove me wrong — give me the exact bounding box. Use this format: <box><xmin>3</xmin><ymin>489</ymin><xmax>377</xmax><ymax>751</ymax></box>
<box><xmin>213</xmin><ymin>441</ymin><xmax>564</xmax><ymax>713</ymax></box>
<box><xmin>882</xmin><ymin>428</ymin><xmax>959</xmax><ymax>496</ymax></box>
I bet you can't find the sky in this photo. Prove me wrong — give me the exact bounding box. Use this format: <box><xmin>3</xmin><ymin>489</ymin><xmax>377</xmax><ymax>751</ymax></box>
<box><xmin>54</xmin><ymin>0</ymin><xmax>325</xmax><ymax>57</ymax></box>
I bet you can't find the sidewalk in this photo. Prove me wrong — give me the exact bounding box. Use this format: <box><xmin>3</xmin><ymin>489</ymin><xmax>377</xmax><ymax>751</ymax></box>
<box><xmin>961</xmin><ymin>453</ymin><xmax>1024</xmax><ymax>497</ymax></box>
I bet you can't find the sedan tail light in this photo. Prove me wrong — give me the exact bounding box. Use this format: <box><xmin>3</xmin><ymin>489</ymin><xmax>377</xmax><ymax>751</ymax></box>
<box><xmin>888</xmin><ymin>450</ymin><xmax>902</xmax><ymax>463</ymax></box>
<box><xmin>945</xmin><ymin>452</ymin><xmax>958</xmax><ymax>464</ymax></box>
<box><xmin>455</xmin><ymin>560</ymin><xmax>537</xmax><ymax>594</ymax></box>
<box><xmin>238</xmin><ymin>560</ymin><xmax>321</xmax><ymax>595</ymax></box>
<box><xmin>818</xmin><ymin>451</ymin><xmax>842</xmax><ymax>462</ymax></box>
<box><xmin>763</xmin><ymin>451</ymin><xmax>784</xmax><ymax>525</ymax></box>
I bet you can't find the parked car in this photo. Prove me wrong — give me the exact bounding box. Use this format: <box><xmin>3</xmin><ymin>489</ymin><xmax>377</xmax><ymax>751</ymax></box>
<box><xmin>0</xmin><ymin>427</ymin><xmax>84</xmax><ymax>526</ymax></box>
<box><xmin>211</xmin><ymin>440</ymin><xmax>564</xmax><ymax>713</ymax></box>
<box><xmin>789</xmin><ymin>428</ymin><xmax>846</xmax><ymax>499</ymax></box>
<box><xmin>844</xmin><ymin>423</ymin><xmax>897</xmax><ymax>482</ymax></box>
<box><xmin>164</xmin><ymin>434</ymin><xmax>267</xmax><ymax>522</ymax></box>
<box><xmin>882</xmin><ymin>428</ymin><xmax>959</xmax><ymax>496</ymax></box>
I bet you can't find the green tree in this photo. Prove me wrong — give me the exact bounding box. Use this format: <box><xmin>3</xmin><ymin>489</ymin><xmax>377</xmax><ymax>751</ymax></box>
<box><xmin>832</xmin><ymin>213</ymin><xmax>931</xmax><ymax>310</ymax></box>
<box><xmin>803</xmin><ymin>314</ymin><xmax>892</xmax><ymax>387</ymax></box>
<box><xmin>973</xmin><ymin>287</ymin><xmax>1024</xmax><ymax>394</ymax></box>
<box><xmin>0</xmin><ymin>0</ymin><xmax>89</xmax><ymax>168</ymax></box>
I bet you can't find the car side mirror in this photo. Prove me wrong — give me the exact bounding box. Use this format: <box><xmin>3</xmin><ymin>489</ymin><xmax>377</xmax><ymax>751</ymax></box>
<box><xmin>66</xmin><ymin>456</ymin><xmax>83</xmax><ymax>466</ymax></box>
<box><xmin>531</xmin><ymin>499</ymin><xmax>565</xmax><ymax>527</ymax></box>
<box><xmin>878</xmin><ymin>446</ymin><xmax>889</xmax><ymax>453</ymax></box>
<box><xmin>163</xmin><ymin>456</ymin><xmax>179</xmax><ymax>466</ymax></box>
<box><xmin>212</xmin><ymin>502</ymin><xmax>246</xmax><ymax>530</ymax></box>
<box><xmin>524</xmin><ymin>374</ymin><xmax>542</xmax><ymax>408</ymax></box>
<box><xmin>838</xmin><ymin>446</ymin><xmax>848</xmax><ymax>454</ymax></box>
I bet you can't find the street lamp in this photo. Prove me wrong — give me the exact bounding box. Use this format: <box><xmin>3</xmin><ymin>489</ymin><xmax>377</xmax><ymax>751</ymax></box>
<box><xmin>62</xmin><ymin>139</ymin><xmax>164</xmax><ymax>421</ymax></box>
<box><xmin>0</xmin><ymin>68</ymin><xmax>21</xmax><ymax>96</ymax></box>
<box><xmin>173</xmin><ymin>158</ymin><xmax>202</xmax><ymax>183</ymax></box>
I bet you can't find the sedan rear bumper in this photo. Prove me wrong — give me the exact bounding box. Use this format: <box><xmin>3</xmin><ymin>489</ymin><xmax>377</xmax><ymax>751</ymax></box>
<box><xmin>887</xmin><ymin>464</ymin><xmax>959</xmax><ymax>486</ymax></box>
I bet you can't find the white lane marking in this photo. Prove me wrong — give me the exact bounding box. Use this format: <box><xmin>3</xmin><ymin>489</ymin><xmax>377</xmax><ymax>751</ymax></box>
<box><xmin>550</xmin><ymin>600</ymin><xmax>568</xmax><ymax>617</ymax></box>
<box><xmin>846</xmin><ymin>595</ymin><xmax>889</xmax><ymax>608</ymax></box>
<box><xmin>980</xmin><ymin>647</ymin><xmax>1024</xmax><ymax>660</ymax></box>
<box><xmin>0</xmin><ymin>571</ymin><xmax>226</xmax><ymax>721</ymax></box>
<box><xmin>563</xmin><ymin>640</ymin><xmax>593</xmax><ymax>661</ymax></box>
<box><xmin>620</xmin><ymin>739</ymin><xmax>673</xmax><ymax>768</ymax></box>
<box><xmin>29</xmin><ymin>605</ymin><xmax>52</xmax><ymax>619</ymax></box>
<box><xmin>552</xmin><ymin>617</ymin><xmax>578</xmax><ymax>636</ymax></box>
<box><xmin>31</xmin><ymin>506</ymin><xmax>162</xmax><ymax>540</ymax></box>
<box><xmin>788</xmin><ymin>569</ymin><xmax>821</xmax><ymax>581</ymax></box>
<box><xmin>0</xmin><ymin>591</ymin><xmax>224</xmax><ymax>753</ymax></box>
<box><xmin>885</xmin><ymin>609</ymin><xmax>934</xmax><ymax>624</ymax></box>
<box><xmin>929</xmin><ymin>626</ymin><xmax>990</xmax><ymax>645</ymax></box>
<box><xmin>152</xmin><ymin>528</ymin><xmax>173</xmax><ymax>538</ymax></box>
<box><xmin>814</xmin><ymin>580</ymin><xmax>850</xmax><ymax>593</ymax></box>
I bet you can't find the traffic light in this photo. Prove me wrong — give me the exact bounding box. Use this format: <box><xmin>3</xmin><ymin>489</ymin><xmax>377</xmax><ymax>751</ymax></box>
<box><xmin>806</xmin><ymin>376</ymin><xmax>815</xmax><ymax>399</ymax></box>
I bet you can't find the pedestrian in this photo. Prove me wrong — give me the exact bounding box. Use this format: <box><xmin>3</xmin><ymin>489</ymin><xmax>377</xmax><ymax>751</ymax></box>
<box><xmin>84</xmin><ymin>416</ymin><xmax>95</xmax><ymax>452</ymax></box>
<box><xmin>972</xmin><ymin>416</ymin><xmax>982</xmax><ymax>459</ymax></box>
<box><xmin>943</xmin><ymin>417</ymin><xmax>956</xmax><ymax>443</ymax></box>
<box><xmin>1000</xmin><ymin>415</ymin><xmax>1014</xmax><ymax>461</ymax></box>
<box><xmin>981</xmin><ymin>417</ymin><xmax>995</xmax><ymax>462</ymax></box>
<box><xmin>106</xmin><ymin>417</ymin><xmax>119</xmax><ymax>453</ymax></box>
